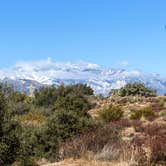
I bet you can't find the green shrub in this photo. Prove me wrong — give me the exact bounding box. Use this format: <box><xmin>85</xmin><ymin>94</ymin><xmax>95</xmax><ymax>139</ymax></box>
<box><xmin>9</xmin><ymin>102</ymin><xmax>30</xmax><ymax>115</ymax></box>
<box><xmin>21</xmin><ymin>110</ymin><xmax>93</xmax><ymax>161</ymax></box>
<box><xmin>34</xmin><ymin>86</ymin><xmax>58</xmax><ymax>107</ymax></box>
<box><xmin>159</xmin><ymin>110</ymin><xmax>166</xmax><ymax>117</ymax></box>
<box><xmin>19</xmin><ymin>112</ymin><xmax>46</xmax><ymax>125</ymax></box>
<box><xmin>130</xmin><ymin>106</ymin><xmax>155</xmax><ymax>120</ymax></box>
<box><xmin>158</xmin><ymin>99</ymin><xmax>165</xmax><ymax>107</ymax></box>
<box><xmin>115</xmin><ymin>83</ymin><xmax>156</xmax><ymax>97</ymax></box>
<box><xmin>67</xmin><ymin>84</ymin><xmax>94</xmax><ymax>96</ymax></box>
<box><xmin>130</xmin><ymin>109</ymin><xmax>143</xmax><ymax>120</ymax></box>
<box><xmin>34</xmin><ymin>84</ymin><xmax>94</xmax><ymax>108</ymax></box>
<box><xmin>18</xmin><ymin>127</ymin><xmax>47</xmax><ymax>165</ymax></box>
<box><xmin>99</xmin><ymin>105</ymin><xmax>123</xmax><ymax>123</ymax></box>
<box><xmin>143</xmin><ymin>106</ymin><xmax>155</xmax><ymax>118</ymax></box>
<box><xmin>0</xmin><ymin>92</ymin><xmax>21</xmax><ymax>166</ymax></box>
<box><xmin>54</xmin><ymin>93</ymin><xmax>92</xmax><ymax>117</ymax></box>
<box><xmin>0</xmin><ymin>83</ymin><xmax>95</xmax><ymax>164</ymax></box>
<box><xmin>46</xmin><ymin>110</ymin><xmax>93</xmax><ymax>141</ymax></box>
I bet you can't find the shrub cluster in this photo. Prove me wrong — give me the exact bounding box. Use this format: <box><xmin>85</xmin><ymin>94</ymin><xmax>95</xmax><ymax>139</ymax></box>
<box><xmin>130</xmin><ymin>106</ymin><xmax>155</xmax><ymax>120</ymax></box>
<box><xmin>110</xmin><ymin>83</ymin><xmax>156</xmax><ymax>97</ymax></box>
<box><xmin>132</xmin><ymin>123</ymin><xmax>166</xmax><ymax>165</ymax></box>
<box><xmin>0</xmin><ymin>83</ymin><xmax>94</xmax><ymax>165</ymax></box>
<box><xmin>98</xmin><ymin>105</ymin><xmax>123</xmax><ymax>123</ymax></box>
<box><xmin>0</xmin><ymin>92</ymin><xmax>21</xmax><ymax>166</ymax></box>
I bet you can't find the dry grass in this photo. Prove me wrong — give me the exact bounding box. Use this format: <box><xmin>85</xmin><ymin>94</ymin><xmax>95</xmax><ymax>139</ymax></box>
<box><xmin>16</xmin><ymin>112</ymin><xmax>47</xmax><ymax>126</ymax></box>
<box><xmin>40</xmin><ymin>96</ymin><xmax>166</xmax><ymax>166</ymax></box>
<box><xmin>41</xmin><ymin>158</ymin><xmax>134</xmax><ymax>166</ymax></box>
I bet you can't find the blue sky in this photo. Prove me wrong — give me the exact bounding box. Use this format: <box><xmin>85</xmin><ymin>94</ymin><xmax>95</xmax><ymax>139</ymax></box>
<box><xmin>0</xmin><ymin>0</ymin><xmax>166</xmax><ymax>74</ymax></box>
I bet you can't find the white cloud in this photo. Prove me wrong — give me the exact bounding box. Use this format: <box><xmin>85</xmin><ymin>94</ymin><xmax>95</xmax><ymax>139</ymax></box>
<box><xmin>119</xmin><ymin>60</ymin><xmax>129</xmax><ymax>67</ymax></box>
<box><xmin>0</xmin><ymin>58</ymin><xmax>102</xmax><ymax>83</ymax></box>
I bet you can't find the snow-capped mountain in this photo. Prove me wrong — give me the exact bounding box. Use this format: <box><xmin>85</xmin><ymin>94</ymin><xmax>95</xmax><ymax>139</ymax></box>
<box><xmin>0</xmin><ymin>59</ymin><xmax>166</xmax><ymax>96</ymax></box>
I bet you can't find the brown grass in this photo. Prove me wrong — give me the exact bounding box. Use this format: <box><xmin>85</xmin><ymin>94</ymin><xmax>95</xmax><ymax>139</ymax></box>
<box><xmin>41</xmin><ymin>158</ymin><xmax>135</xmax><ymax>166</ymax></box>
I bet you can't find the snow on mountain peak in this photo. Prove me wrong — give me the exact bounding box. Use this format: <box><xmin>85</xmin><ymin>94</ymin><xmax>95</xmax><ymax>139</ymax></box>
<box><xmin>0</xmin><ymin>59</ymin><xmax>166</xmax><ymax>96</ymax></box>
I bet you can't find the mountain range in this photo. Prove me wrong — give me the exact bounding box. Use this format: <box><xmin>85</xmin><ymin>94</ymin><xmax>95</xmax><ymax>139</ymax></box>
<box><xmin>0</xmin><ymin>59</ymin><xmax>166</xmax><ymax>96</ymax></box>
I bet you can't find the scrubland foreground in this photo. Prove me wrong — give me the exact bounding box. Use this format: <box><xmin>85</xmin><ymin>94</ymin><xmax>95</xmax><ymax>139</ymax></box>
<box><xmin>0</xmin><ymin>83</ymin><xmax>165</xmax><ymax>166</ymax></box>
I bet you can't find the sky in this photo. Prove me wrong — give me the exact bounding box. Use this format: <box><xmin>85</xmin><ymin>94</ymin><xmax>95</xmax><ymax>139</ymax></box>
<box><xmin>0</xmin><ymin>0</ymin><xmax>166</xmax><ymax>75</ymax></box>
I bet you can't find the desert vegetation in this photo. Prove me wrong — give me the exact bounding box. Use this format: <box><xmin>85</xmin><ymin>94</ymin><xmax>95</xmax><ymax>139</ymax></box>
<box><xmin>0</xmin><ymin>83</ymin><xmax>165</xmax><ymax>166</ymax></box>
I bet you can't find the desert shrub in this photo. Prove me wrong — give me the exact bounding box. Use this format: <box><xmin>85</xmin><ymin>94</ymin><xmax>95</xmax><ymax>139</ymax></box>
<box><xmin>142</xmin><ymin>106</ymin><xmax>155</xmax><ymax>119</ymax></box>
<box><xmin>16</xmin><ymin>158</ymin><xmax>37</xmax><ymax>166</ymax></box>
<box><xmin>117</xmin><ymin>97</ymin><xmax>129</xmax><ymax>104</ymax></box>
<box><xmin>141</xmin><ymin>123</ymin><xmax>165</xmax><ymax>136</ymax></box>
<box><xmin>116</xmin><ymin>83</ymin><xmax>156</xmax><ymax>97</ymax></box>
<box><xmin>95</xmin><ymin>94</ymin><xmax>104</xmax><ymax>100</ymax></box>
<box><xmin>94</xmin><ymin>144</ymin><xmax>120</xmax><ymax>161</ymax></box>
<box><xmin>130</xmin><ymin>109</ymin><xmax>143</xmax><ymax>120</ymax></box>
<box><xmin>109</xmin><ymin>89</ymin><xmax>119</xmax><ymax>96</ymax></box>
<box><xmin>159</xmin><ymin>110</ymin><xmax>166</xmax><ymax>116</ymax></box>
<box><xmin>130</xmin><ymin>106</ymin><xmax>155</xmax><ymax>120</ymax></box>
<box><xmin>131</xmin><ymin>120</ymin><xmax>143</xmax><ymax>132</ymax></box>
<box><xmin>158</xmin><ymin>99</ymin><xmax>165</xmax><ymax>107</ymax></box>
<box><xmin>19</xmin><ymin>112</ymin><xmax>46</xmax><ymax>125</ymax></box>
<box><xmin>149</xmin><ymin>136</ymin><xmax>166</xmax><ymax>164</ymax></box>
<box><xmin>98</xmin><ymin>105</ymin><xmax>123</xmax><ymax>123</ymax></box>
<box><xmin>132</xmin><ymin>124</ymin><xmax>166</xmax><ymax>164</ymax></box>
<box><xmin>59</xmin><ymin>123</ymin><xmax>121</xmax><ymax>159</ymax></box>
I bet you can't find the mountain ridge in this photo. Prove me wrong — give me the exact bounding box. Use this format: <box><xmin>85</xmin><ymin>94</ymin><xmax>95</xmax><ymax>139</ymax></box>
<box><xmin>0</xmin><ymin>60</ymin><xmax>166</xmax><ymax>96</ymax></box>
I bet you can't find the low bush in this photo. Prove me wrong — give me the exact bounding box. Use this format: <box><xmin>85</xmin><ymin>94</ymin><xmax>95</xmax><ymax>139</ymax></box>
<box><xmin>158</xmin><ymin>99</ymin><xmax>165</xmax><ymax>107</ymax></box>
<box><xmin>19</xmin><ymin>109</ymin><xmax>94</xmax><ymax>161</ymax></box>
<box><xmin>9</xmin><ymin>102</ymin><xmax>30</xmax><ymax>115</ymax></box>
<box><xmin>18</xmin><ymin>126</ymin><xmax>48</xmax><ymax>165</ymax></box>
<box><xmin>19</xmin><ymin>112</ymin><xmax>46</xmax><ymax>125</ymax></box>
<box><xmin>59</xmin><ymin>123</ymin><xmax>121</xmax><ymax>159</ymax></box>
<box><xmin>132</xmin><ymin>123</ymin><xmax>166</xmax><ymax>164</ymax></box>
<box><xmin>142</xmin><ymin>106</ymin><xmax>155</xmax><ymax>119</ymax></box>
<box><xmin>54</xmin><ymin>94</ymin><xmax>92</xmax><ymax>117</ymax></box>
<box><xmin>115</xmin><ymin>83</ymin><xmax>156</xmax><ymax>97</ymax></box>
<box><xmin>159</xmin><ymin>110</ymin><xmax>166</xmax><ymax>117</ymax></box>
<box><xmin>130</xmin><ymin>106</ymin><xmax>155</xmax><ymax>120</ymax></box>
<box><xmin>94</xmin><ymin>144</ymin><xmax>120</xmax><ymax>161</ymax></box>
<box><xmin>46</xmin><ymin>110</ymin><xmax>93</xmax><ymax>141</ymax></box>
<box><xmin>130</xmin><ymin>109</ymin><xmax>143</xmax><ymax>120</ymax></box>
<box><xmin>98</xmin><ymin>105</ymin><xmax>123</xmax><ymax>123</ymax></box>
